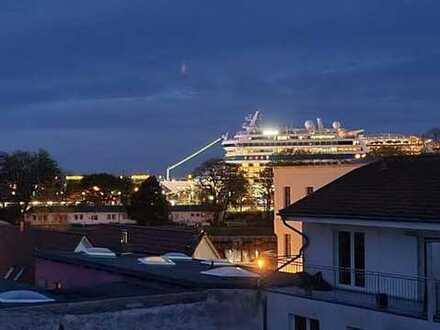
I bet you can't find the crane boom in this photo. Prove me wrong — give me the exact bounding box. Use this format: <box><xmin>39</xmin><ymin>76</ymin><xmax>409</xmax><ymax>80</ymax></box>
<box><xmin>166</xmin><ymin>136</ymin><xmax>224</xmax><ymax>180</ymax></box>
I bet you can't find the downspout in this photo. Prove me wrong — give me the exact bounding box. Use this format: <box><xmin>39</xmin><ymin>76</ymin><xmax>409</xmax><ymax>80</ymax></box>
<box><xmin>275</xmin><ymin>216</ymin><xmax>310</xmax><ymax>272</ymax></box>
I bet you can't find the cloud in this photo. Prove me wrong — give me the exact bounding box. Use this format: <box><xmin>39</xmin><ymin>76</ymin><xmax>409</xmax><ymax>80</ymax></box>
<box><xmin>0</xmin><ymin>0</ymin><xmax>440</xmax><ymax>171</ymax></box>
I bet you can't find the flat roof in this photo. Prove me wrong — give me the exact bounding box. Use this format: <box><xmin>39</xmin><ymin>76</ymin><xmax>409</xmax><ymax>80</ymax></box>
<box><xmin>36</xmin><ymin>250</ymin><xmax>301</xmax><ymax>290</ymax></box>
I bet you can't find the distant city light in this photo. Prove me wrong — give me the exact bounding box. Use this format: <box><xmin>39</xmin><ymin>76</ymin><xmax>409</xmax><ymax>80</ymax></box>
<box><xmin>66</xmin><ymin>175</ymin><xmax>83</xmax><ymax>181</ymax></box>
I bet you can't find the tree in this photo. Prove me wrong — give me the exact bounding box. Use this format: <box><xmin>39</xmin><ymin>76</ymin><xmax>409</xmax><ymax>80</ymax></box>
<box><xmin>255</xmin><ymin>166</ymin><xmax>273</xmax><ymax>213</ymax></box>
<box><xmin>128</xmin><ymin>176</ymin><xmax>170</xmax><ymax>226</ymax></box>
<box><xmin>77</xmin><ymin>173</ymin><xmax>133</xmax><ymax>206</ymax></box>
<box><xmin>0</xmin><ymin>149</ymin><xmax>62</xmax><ymax>216</ymax></box>
<box><xmin>193</xmin><ymin>159</ymin><xmax>249</xmax><ymax>222</ymax></box>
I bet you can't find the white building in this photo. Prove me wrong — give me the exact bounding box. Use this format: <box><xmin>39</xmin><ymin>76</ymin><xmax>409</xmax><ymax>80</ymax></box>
<box><xmin>25</xmin><ymin>206</ymin><xmax>136</xmax><ymax>227</ymax></box>
<box><xmin>170</xmin><ymin>205</ymin><xmax>215</xmax><ymax>226</ymax></box>
<box><xmin>273</xmin><ymin>159</ymin><xmax>365</xmax><ymax>270</ymax></box>
<box><xmin>266</xmin><ymin>156</ymin><xmax>440</xmax><ymax>329</ymax></box>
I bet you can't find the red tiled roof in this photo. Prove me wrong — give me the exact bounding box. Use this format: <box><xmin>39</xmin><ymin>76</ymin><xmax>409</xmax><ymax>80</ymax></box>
<box><xmin>82</xmin><ymin>225</ymin><xmax>203</xmax><ymax>256</ymax></box>
<box><xmin>280</xmin><ymin>155</ymin><xmax>440</xmax><ymax>222</ymax></box>
<box><xmin>31</xmin><ymin>229</ymin><xmax>86</xmax><ymax>251</ymax></box>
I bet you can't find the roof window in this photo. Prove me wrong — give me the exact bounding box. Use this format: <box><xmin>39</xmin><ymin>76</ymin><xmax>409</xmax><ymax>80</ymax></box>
<box><xmin>0</xmin><ymin>290</ymin><xmax>54</xmax><ymax>304</ymax></box>
<box><xmin>162</xmin><ymin>252</ymin><xmax>192</xmax><ymax>260</ymax></box>
<box><xmin>200</xmin><ymin>267</ymin><xmax>260</xmax><ymax>278</ymax></box>
<box><xmin>138</xmin><ymin>256</ymin><xmax>175</xmax><ymax>266</ymax></box>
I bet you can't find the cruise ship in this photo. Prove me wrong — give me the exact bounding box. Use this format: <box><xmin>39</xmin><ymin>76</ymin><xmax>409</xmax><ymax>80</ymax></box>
<box><xmin>222</xmin><ymin>112</ymin><xmax>425</xmax><ymax>170</ymax></box>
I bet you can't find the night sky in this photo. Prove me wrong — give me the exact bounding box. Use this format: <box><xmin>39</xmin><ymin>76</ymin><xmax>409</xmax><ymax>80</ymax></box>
<box><xmin>1</xmin><ymin>0</ymin><xmax>440</xmax><ymax>175</ymax></box>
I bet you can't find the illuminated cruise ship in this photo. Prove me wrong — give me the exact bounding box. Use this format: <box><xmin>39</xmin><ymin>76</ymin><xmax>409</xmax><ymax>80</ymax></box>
<box><xmin>222</xmin><ymin>112</ymin><xmax>426</xmax><ymax>171</ymax></box>
<box><xmin>223</xmin><ymin>112</ymin><xmax>367</xmax><ymax>167</ymax></box>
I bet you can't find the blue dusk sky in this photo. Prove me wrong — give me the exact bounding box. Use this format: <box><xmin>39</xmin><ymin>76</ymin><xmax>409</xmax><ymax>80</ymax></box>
<box><xmin>0</xmin><ymin>0</ymin><xmax>439</xmax><ymax>175</ymax></box>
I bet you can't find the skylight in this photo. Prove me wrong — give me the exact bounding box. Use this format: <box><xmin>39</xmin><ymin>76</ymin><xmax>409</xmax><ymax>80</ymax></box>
<box><xmin>74</xmin><ymin>237</ymin><xmax>116</xmax><ymax>258</ymax></box>
<box><xmin>83</xmin><ymin>247</ymin><xmax>116</xmax><ymax>258</ymax></box>
<box><xmin>0</xmin><ymin>290</ymin><xmax>55</xmax><ymax>304</ymax></box>
<box><xmin>201</xmin><ymin>267</ymin><xmax>260</xmax><ymax>278</ymax></box>
<box><xmin>138</xmin><ymin>256</ymin><xmax>175</xmax><ymax>266</ymax></box>
<box><xmin>162</xmin><ymin>252</ymin><xmax>192</xmax><ymax>260</ymax></box>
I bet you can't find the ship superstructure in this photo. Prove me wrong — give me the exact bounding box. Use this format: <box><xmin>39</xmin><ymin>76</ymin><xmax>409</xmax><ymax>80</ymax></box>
<box><xmin>223</xmin><ymin>112</ymin><xmax>426</xmax><ymax>176</ymax></box>
<box><xmin>223</xmin><ymin>112</ymin><xmax>366</xmax><ymax>168</ymax></box>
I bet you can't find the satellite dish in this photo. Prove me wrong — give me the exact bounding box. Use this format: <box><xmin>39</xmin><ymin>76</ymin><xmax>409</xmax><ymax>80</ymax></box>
<box><xmin>305</xmin><ymin>120</ymin><xmax>316</xmax><ymax>131</ymax></box>
<box><xmin>332</xmin><ymin>121</ymin><xmax>342</xmax><ymax>130</ymax></box>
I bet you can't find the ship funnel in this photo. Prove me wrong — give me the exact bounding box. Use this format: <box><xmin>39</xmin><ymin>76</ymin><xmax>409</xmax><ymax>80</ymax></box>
<box><xmin>317</xmin><ymin>118</ymin><xmax>324</xmax><ymax>130</ymax></box>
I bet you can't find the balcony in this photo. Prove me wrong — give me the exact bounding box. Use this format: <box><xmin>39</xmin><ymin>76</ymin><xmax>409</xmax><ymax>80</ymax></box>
<box><xmin>270</xmin><ymin>260</ymin><xmax>440</xmax><ymax>321</ymax></box>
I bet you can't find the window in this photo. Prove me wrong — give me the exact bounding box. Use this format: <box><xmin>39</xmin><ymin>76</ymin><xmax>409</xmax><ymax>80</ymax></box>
<box><xmin>121</xmin><ymin>231</ymin><xmax>128</xmax><ymax>244</ymax></box>
<box><xmin>284</xmin><ymin>234</ymin><xmax>291</xmax><ymax>257</ymax></box>
<box><xmin>283</xmin><ymin>186</ymin><xmax>291</xmax><ymax>208</ymax></box>
<box><xmin>289</xmin><ymin>315</ymin><xmax>320</xmax><ymax>330</ymax></box>
<box><xmin>306</xmin><ymin>186</ymin><xmax>314</xmax><ymax>195</ymax></box>
<box><xmin>111</xmin><ymin>214</ymin><xmax>116</xmax><ymax>220</ymax></box>
<box><xmin>91</xmin><ymin>215</ymin><xmax>98</xmax><ymax>221</ymax></box>
<box><xmin>294</xmin><ymin>315</ymin><xmax>306</xmax><ymax>330</ymax></box>
<box><xmin>107</xmin><ymin>214</ymin><xmax>111</xmax><ymax>220</ymax></box>
<box><xmin>337</xmin><ymin>231</ymin><xmax>365</xmax><ymax>287</ymax></box>
<box><xmin>79</xmin><ymin>214</ymin><xmax>83</xmax><ymax>220</ymax></box>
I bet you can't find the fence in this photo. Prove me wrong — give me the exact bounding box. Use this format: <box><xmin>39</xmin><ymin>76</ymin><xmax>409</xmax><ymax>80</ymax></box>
<box><xmin>277</xmin><ymin>259</ymin><xmax>429</xmax><ymax>317</ymax></box>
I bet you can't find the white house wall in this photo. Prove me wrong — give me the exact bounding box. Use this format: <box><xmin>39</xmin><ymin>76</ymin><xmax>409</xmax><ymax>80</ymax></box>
<box><xmin>304</xmin><ymin>223</ymin><xmax>419</xmax><ymax>276</ymax></box>
<box><xmin>266</xmin><ymin>291</ymin><xmax>438</xmax><ymax>330</ymax></box>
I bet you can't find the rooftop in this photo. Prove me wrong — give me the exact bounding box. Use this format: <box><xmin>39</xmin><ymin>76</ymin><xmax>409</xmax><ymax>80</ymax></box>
<box><xmin>31</xmin><ymin>229</ymin><xmax>86</xmax><ymax>252</ymax></box>
<box><xmin>71</xmin><ymin>224</ymin><xmax>206</xmax><ymax>256</ymax></box>
<box><xmin>206</xmin><ymin>226</ymin><xmax>275</xmax><ymax>237</ymax></box>
<box><xmin>280</xmin><ymin>155</ymin><xmax>440</xmax><ymax>222</ymax></box>
<box><xmin>36</xmin><ymin>250</ymin><xmax>300</xmax><ymax>290</ymax></box>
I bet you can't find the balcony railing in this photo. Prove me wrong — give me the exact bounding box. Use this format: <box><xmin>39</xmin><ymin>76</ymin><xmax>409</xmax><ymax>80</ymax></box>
<box><xmin>275</xmin><ymin>259</ymin><xmax>434</xmax><ymax>319</ymax></box>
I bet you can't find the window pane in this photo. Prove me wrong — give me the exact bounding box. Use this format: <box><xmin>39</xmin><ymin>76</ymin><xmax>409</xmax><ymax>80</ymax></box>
<box><xmin>294</xmin><ymin>315</ymin><xmax>306</xmax><ymax>330</ymax></box>
<box><xmin>310</xmin><ymin>319</ymin><xmax>320</xmax><ymax>330</ymax></box>
<box><xmin>354</xmin><ymin>232</ymin><xmax>365</xmax><ymax>287</ymax></box>
<box><xmin>284</xmin><ymin>186</ymin><xmax>291</xmax><ymax>208</ymax></box>
<box><xmin>338</xmin><ymin>231</ymin><xmax>351</xmax><ymax>285</ymax></box>
<box><xmin>284</xmin><ymin>234</ymin><xmax>291</xmax><ymax>256</ymax></box>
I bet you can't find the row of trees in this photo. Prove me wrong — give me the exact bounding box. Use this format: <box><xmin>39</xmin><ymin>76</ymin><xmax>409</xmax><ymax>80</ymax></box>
<box><xmin>193</xmin><ymin>159</ymin><xmax>273</xmax><ymax>223</ymax></box>
<box><xmin>0</xmin><ymin>150</ymin><xmax>171</xmax><ymax>226</ymax></box>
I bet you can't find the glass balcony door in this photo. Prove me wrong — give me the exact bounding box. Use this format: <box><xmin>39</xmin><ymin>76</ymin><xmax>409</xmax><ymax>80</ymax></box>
<box><xmin>337</xmin><ymin>231</ymin><xmax>365</xmax><ymax>288</ymax></box>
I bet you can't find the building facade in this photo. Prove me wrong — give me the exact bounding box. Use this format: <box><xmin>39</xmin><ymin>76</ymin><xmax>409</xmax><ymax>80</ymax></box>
<box><xmin>25</xmin><ymin>206</ymin><xmax>135</xmax><ymax>227</ymax></box>
<box><xmin>267</xmin><ymin>156</ymin><xmax>440</xmax><ymax>329</ymax></box>
<box><xmin>273</xmin><ymin>160</ymin><xmax>365</xmax><ymax>270</ymax></box>
<box><xmin>170</xmin><ymin>205</ymin><xmax>215</xmax><ymax>226</ymax></box>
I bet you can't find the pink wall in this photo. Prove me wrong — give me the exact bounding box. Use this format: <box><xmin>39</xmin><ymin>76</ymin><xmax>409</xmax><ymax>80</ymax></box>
<box><xmin>36</xmin><ymin>258</ymin><xmax>125</xmax><ymax>290</ymax></box>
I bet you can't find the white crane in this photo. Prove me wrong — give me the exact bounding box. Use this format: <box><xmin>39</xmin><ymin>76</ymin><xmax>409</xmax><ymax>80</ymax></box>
<box><xmin>166</xmin><ymin>136</ymin><xmax>225</xmax><ymax>181</ymax></box>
